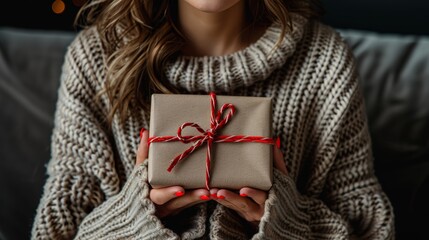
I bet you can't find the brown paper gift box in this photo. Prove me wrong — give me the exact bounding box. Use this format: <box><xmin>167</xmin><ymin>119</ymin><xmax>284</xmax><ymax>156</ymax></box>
<box><xmin>148</xmin><ymin>93</ymin><xmax>273</xmax><ymax>190</ymax></box>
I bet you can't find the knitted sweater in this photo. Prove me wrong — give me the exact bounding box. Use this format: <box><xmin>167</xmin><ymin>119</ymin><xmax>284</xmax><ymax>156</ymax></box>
<box><xmin>32</xmin><ymin>14</ymin><xmax>395</xmax><ymax>239</ymax></box>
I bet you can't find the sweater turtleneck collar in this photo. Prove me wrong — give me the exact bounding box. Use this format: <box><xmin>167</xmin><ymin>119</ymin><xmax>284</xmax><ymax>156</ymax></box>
<box><xmin>164</xmin><ymin>13</ymin><xmax>308</xmax><ymax>93</ymax></box>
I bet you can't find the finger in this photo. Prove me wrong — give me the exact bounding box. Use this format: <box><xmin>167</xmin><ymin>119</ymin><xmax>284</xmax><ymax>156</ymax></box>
<box><xmin>216</xmin><ymin>189</ymin><xmax>264</xmax><ymax>222</ymax></box>
<box><xmin>173</xmin><ymin>188</ymin><xmax>211</xmax><ymax>204</ymax></box>
<box><xmin>210</xmin><ymin>188</ymin><xmax>219</xmax><ymax>199</ymax></box>
<box><xmin>161</xmin><ymin>189</ymin><xmax>210</xmax><ymax>211</ymax></box>
<box><xmin>156</xmin><ymin>188</ymin><xmax>210</xmax><ymax>218</ymax></box>
<box><xmin>240</xmin><ymin>187</ymin><xmax>268</xmax><ymax>206</ymax></box>
<box><xmin>216</xmin><ymin>189</ymin><xmax>257</xmax><ymax>212</ymax></box>
<box><xmin>273</xmin><ymin>144</ymin><xmax>287</xmax><ymax>175</ymax></box>
<box><xmin>135</xmin><ymin>128</ymin><xmax>149</xmax><ymax>166</ymax></box>
<box><xmin>150</xmin><ymin>186</ymin><xmax>185</xmax><ymax>205</ymax></box>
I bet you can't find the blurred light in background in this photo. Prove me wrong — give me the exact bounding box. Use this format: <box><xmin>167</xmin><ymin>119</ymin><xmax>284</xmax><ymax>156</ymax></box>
<box><xmin>52</xmin><ymin>0</ymin><xmax>66</xmax><ymax>14</ymax></box>
<box><xmin>0</xmin><ymin>0</ymin><xmax>85</xmax><ymax>30</ymax></box>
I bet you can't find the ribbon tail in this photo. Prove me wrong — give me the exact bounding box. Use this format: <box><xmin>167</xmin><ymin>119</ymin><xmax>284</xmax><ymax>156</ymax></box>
<box><xmin>167</xmin><ymin>155</ymin><xmax>184</xmax><ymax>172</ymax></box>
<box><xmin>167</xmin><ymin>138</ymin><xmax>205</xmax><ymax>172</ymax></box>
<box><xmin>205</xmin><ymin>139</ymin><xmax>213</xmax><ymax>190</ymax></box>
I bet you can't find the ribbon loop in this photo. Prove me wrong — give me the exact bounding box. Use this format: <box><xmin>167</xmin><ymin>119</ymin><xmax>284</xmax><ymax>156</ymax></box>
<box><xmin>215</xmin><ymin>103</ymin><xmax>235</xmax><ymax>127</ymax></box>
<box><xmin>177</xmin><ymin>122</ymin><xmax>205</xmax><ymax>143</ymax></box>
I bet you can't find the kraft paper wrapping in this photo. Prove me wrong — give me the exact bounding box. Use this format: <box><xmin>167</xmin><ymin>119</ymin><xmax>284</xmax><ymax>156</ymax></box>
<box><xmin>148</xmin><ymin>93</ymin><xmax>273</xmax><ymax>190</ymax></box>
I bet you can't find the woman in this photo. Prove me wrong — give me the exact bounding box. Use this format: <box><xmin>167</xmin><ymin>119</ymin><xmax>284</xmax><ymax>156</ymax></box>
<box><xmin>32</xmin><ymin>0</ymin><xmax>395</xmax><ymax>239</ymax></box>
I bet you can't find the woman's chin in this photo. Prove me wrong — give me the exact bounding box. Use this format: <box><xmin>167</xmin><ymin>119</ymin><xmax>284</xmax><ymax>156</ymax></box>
<box><xmin>181</xmin><ymin>0</ymin><xmax>242</xmax><ymax>13</ymax></box>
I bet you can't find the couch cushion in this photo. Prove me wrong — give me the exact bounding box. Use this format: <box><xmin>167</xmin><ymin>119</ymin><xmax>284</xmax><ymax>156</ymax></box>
<box><xmin>0</xmin><ymin>28</ymin><xmax>74</xmax><ymax>240</ymax></box>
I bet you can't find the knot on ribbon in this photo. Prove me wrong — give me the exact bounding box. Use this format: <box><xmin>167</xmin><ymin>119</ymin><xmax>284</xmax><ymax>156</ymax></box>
<box><xmin>148</xmin><ymin>92</ymin><xmax>274</xmax><ymax>190</ymax></box>
<box><xmin>176</xmin><ymin>97</ymin><xmax>234</xmax><ymax>142</ymax></box>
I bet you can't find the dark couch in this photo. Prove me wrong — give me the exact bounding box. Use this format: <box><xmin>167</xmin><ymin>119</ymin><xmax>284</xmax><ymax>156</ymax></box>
<box><xmin>0</xmin><ymin>29</ymin><xmax>75</xmax><ymax>240</ymax></box>
<box><xmin>1</xmin><ymin>25</ymin><xmax>429</xmax><ymax>240</ymax></box>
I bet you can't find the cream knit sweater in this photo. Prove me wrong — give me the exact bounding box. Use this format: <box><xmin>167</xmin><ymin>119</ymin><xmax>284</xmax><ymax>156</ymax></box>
<box><xmin>32</xmin><ymin>14</ymin><xmax>395</xmax><ymax>239</ymax></box>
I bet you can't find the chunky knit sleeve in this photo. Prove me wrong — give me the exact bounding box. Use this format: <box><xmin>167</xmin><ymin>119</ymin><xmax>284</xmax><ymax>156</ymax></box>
<box><xmin>31</xmin><ymin>29</ymin><xmax>179</xmax><ymax>240</ymax></box>
<box><xmin>253</xmin><ymin>37</ymin><xmax>395</xmax><ymax>239</ymax></box>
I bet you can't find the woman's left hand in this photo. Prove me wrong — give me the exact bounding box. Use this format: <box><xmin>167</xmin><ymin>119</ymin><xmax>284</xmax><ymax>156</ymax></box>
<box><xmin>211</xmin><ymin>144</ymin><xmax>287</xmax><ymax>226</ymax></box>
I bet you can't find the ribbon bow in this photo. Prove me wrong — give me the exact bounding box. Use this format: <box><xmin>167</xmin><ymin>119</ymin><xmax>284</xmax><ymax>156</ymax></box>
<box><xmin>149</xmin><ymin>92</ymin><xmax>274</xmax><ymax>190</ymax></box>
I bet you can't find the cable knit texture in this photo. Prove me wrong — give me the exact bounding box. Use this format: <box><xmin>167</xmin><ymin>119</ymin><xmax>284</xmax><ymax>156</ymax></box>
<box><xmin>32</xmin><ymin>14</ymin><xmax>395</xmax><ymax>239</ymax></box>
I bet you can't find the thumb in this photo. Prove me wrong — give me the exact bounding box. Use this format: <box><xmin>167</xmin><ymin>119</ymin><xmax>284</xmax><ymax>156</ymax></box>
<box><xmin>136</xmin><ymin>128</ymin><xmax>149</xmax><ymax>166</ymax></box>
<box><xmin>274</xmin><ymin>137</ymin><xmax>287</xmax><ymax>175</ymax></box>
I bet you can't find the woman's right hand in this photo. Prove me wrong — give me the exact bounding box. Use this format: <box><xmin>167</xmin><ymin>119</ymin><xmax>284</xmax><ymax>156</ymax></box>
<box><xmin>136</xmin><ymin>128</ymin><xmax>211</xmax><ymax>218</ymax></box>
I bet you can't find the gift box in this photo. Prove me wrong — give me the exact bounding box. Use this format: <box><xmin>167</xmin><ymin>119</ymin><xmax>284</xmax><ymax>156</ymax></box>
<box><xmin>148</xmin><ymin>92</ymin><xmax>273</xmax><ymax>190</ymax></box>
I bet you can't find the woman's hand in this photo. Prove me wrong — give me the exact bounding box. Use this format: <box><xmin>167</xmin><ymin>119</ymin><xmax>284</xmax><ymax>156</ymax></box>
<box><xmin>211</xmin><ymin>143</ymin><xmax>287</xmax><ymax>226</ymax></box>
<box><xmin>136</xmin><ymin>128</ymin><xmax>211</xmax><ymax>218</ymax></box>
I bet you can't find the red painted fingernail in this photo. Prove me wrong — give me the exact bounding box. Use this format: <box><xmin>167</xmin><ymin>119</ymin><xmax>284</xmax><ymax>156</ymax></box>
<box><xmin>217</xmin><ymin>195</ymin><xmax>225</xmax><ymax>199</ymax></box>
<box><xmin>211</xmin><ymin>193</ymin><xmax>218</xmax><ymax>199</ymax></box>
<box><xmin>175</xmin><ymin>191</ymin><xmax>184</xmax><ymax>197</ymax></box>
<box><xmin>200</xmin><ymin>195</ymin><xmax>210</xmax><ymax>200</ymax></box>
<box><xmin>140</xmin><ymin>128</ymin><xmax>146</xmax><ymax>139</ymax></box>
<box><xmin>275</xmin><ymin>137</ymin><xmax>281</xmax><ymax>149</ymax></box>
<box><xmin>240</xmin><ymin>193</ymin><xmax>248</xmax><ymax>197</ymax></box>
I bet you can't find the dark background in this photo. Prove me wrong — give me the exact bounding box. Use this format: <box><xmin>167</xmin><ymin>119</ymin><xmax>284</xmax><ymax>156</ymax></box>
<box><xmin>0</xmin><ymin>0</ymin><xmax>82</xmax><ymax>32</ymax></box>
<box><xmin>0</xmin><ymin>0</ymin><xmax>429</xmax><ymax>36</ymax></box>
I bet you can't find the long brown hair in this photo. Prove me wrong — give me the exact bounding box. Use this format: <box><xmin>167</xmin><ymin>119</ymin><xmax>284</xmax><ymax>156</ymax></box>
<box><xmin>75</xmin><ymin>0</ymin><xmax>323</xmax><ymax>126</ymax></box>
